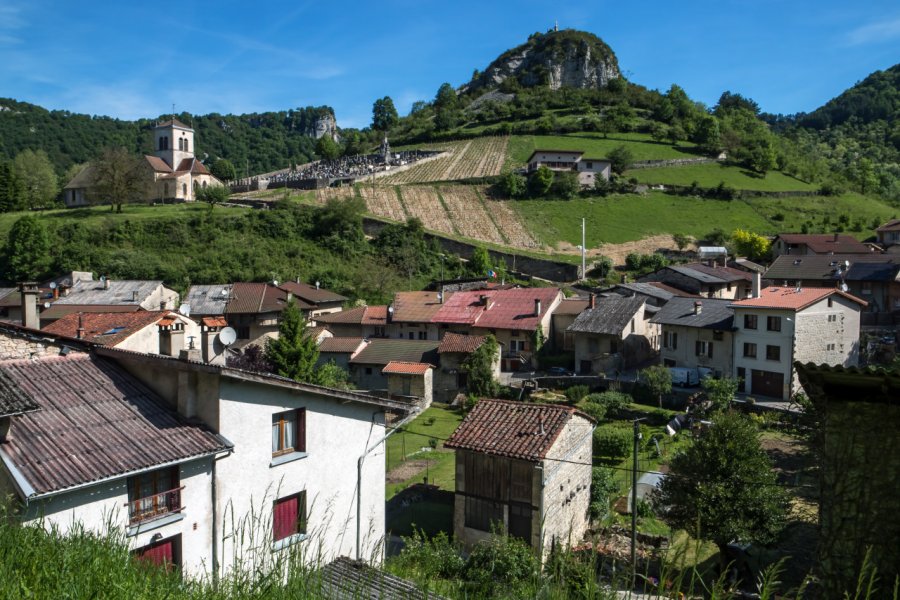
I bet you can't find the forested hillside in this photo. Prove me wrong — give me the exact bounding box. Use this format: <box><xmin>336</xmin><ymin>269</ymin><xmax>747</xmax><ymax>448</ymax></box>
<box><xmin>0</xmin><ymin>99</ymin><xmax>331</xmax><ymax>176</ymax></box>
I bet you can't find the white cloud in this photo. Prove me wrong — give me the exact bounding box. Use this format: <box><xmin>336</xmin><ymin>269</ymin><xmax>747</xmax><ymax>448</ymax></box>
<box><xmin>844</xmin><ymin>17</ymin><xmax>900</xmax><ymax>46</ymax></box>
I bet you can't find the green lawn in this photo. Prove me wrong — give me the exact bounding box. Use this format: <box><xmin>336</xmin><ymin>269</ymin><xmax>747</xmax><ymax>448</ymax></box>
<box><xmin>508</xmin><ymin>132</ymin><xmax>701</xmax><ymax>166</ymax></box>
<box><xmin>746</xmin><ymin>192</ymin><xmax>896</xmax><ymax>240</ymax></box>
<box><xmin>386</xmin><ymin>405</ymin><xmax>464</xmax><ymax>500</ymax></box>
<box><xmin>626</xmin><ymin>162</ymin><xmax>816</xmax><ymax>192</ymax></box>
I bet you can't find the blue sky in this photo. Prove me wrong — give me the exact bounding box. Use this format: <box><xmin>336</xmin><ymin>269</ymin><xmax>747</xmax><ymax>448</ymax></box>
<box><xmin>1</xmin><ymin>1</ymin><xmax>898</xmax><ymax>128</ymax></box>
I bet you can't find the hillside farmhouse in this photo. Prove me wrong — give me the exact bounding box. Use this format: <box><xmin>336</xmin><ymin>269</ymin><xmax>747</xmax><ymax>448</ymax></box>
<box><xmin>64</xmin><ymin>119</ymin><xmax>222</xmax><ymax>207</ymax></box>
<box><xmin>526</xmin><ymin>150</ymin><xmax>611</xmax><ymax>186</ymax></box>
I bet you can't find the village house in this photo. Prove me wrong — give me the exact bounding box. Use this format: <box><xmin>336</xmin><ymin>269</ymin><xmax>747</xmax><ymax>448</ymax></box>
<box><xmin>608</xmin><ymin>282</ymin><xmax>701</xmax><ymax>307</ymax></box>
<box><xmin>771</xmin><ymin>233</ymin><xmax>872</xmax><ymax>257</ymax></box>
<box><xmin>382</xmin><ymin>361</ymin><xmax>434</xmax><ymax>405</ymax></box>
<box><xmin>526</xmin><ymin>149</ymin><xmax>611</xmax><ymax>186</ymax></box>
<box><xmin>314</xmin><ymin>305</ymin><xmax>388</xmax><ymax>338</ymax></box>
<box><xmin>638</xmin><ymin>263</ymin><xmax>752</xmax><ymax>300</ymax></box>
<box><xmin>42</xmin><ymin>310</ymin><xmax>200</xmax><ymax>356</ymax></box>
<box><xmin>434</xmin><ymin>332</ymin><xmax>501</xmax><ymax>403</ymax></box>
<box><xmin>348</xmin><ymin>339</ymin><xmax>439</xmax><ymax>397</ymax></box>
<box><xmin>431</xmin><ymin>287</ymin><xmax>563</xmax><ymax>371</ymax></box>
<box><xmin>54</xmin><ymin>277</ymin><xmax>180</xmax><ymax>311</ymax></box>
<box><xmin>550</xmin><ymin>297</ymin><xmax>589</xmax><ymax>351</ymax></box>
<box><xmin>316</xmin><ymin>336</ymin><xmax>367</xmax><ymax>371</ymax></box>
<box><xmin>388</xmin><ymin>291</ymin><xmax>450</xmax><ymax>341</ymax></box>
<box><xmin>650</xmin><ymin>297</ymin><xmax>736</xmax><ymax>378</ymax></box>
<box><xmin>0</xmin><ymin>337</ymin><xmax>415</xmax><ymax>576</ymax></box>
<box><xmin>730</xmin><ymin>287</ymin><xmax>865</xmax><ymax>400</ymax></box>
<box><xmin>567</xmin><ymin>295</ymin><xmax>658</xmax><ymax>374</ymax></box>
<box><xmin>64</xmin><ymin>119</ymin><xmax>222</xmax><ymax>207</ymax></box>
<box><xmin>876</xmin><ymin>219</ymin><xmax>900</xmax><ymax>248</ymax></box>
<box><xmin>445</xmin><ymin>399</ymin><xmax>594</xmax><ymax>560</ymax></box>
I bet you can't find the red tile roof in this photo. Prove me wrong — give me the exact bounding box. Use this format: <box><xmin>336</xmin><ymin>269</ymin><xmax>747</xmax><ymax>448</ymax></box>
<box><xmin>144</xmin><ymin>155</ymin><xmax>172</xmax><ymax>172</ymax></box>
<box><xmin>437</xmin><ymin>332</ymin><xmax>486</xmax><ymax>354</ymax></box>
<box><xmin>201</xmin><ymin>316</ymin><xmax>228</xmax><ymax>328</ymax></box>
<box><xmin>316</xmin><ymin>306</ymin><xmax>387</xmax><ymax>326</ymax></box>
<box><xmin>318</xmin><ymin>337</ymin><xmax>367</xmax><ymax>354</ymax></box>
<box><xmin>0</xmin><ymin>355</ymin><xmax>228</xmax><ymax>496</ymax></box>
<box><xmin>382</xmin><ymin>361</ymin><xmax>432</xmax><ymax>375</ymax></box>
<box><xmin>730</xmin><ymin>286</ymin><xmax>867</xmax><ymax>311</ymax></box>
<box><xmin>445</xmin><ymin>399</ymin><xmax>593</xmax><ymax>461</ymax></box>
<box><xmin>646</xmin><ymin>282</ymin><xmax>703</xmax><ymax>298</ymax></box>
<box><xmin>392</xmin><ymin>291</ymin><xmax>449</xmax><ymax>323</ymax></box>
<box><xmin>42</xmin><ymin>311</ymin><xmax>170</xmax><ymax>346</ymax></box>
<box><xmin>432</xmin><ymin>288</ymin><xmax>561</xmax><ymax>331</ymax></box>
<box><xmin>776</xmin><ymin>233</ymin><xmax>870</xmax><ymax>254</ymax></box>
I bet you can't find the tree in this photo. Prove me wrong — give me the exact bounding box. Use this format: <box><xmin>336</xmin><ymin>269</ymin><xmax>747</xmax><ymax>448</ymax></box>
<box><xmin>434</xmin><ymin>83</ymin><xmax>459</xmax><ymax>111</ymax></box>
<box><xmin>701</xmin><ymin>377</ymin><xmax>739</xmax><ymax>412</ymax></box>
<box><xmin>649</xmin><ymin>122</ymin><xmax>670</xmax><ymax>143</ymax></box>
<box><xmin>550</xmin><ymin>171</ymin><xmax>580</xmax><ymax>199</ymax></box>
<box><xmin>314</xmin><ymin>135</ymin><xmax>341</xmax><ymax>161</ymax></box>
<box><xmin>640</xmin><ymin>364</ymin><xmax>672</xmax><ymax>408</ymax></box>
<box><xmin>12</xmin><ymin>149</ymin><xmax>58</xmax><ymax>209</ymax></box>
<box><xmin>89</xmin><ymin>147</ymin><xmax>149</xmax><ymax>212</ymax></box>
<box><xmin>672</xmin><ymin>233</ymin><xmax>691</xmax><ymax>251</ymax></box>
<box><xmin>731</xmin><ymin>228</ymin><xmax>771</xmax><ymax>262</ymax></box>
<box><xmin>0</xmin><ymin>161</ymin><xmax>23</xmax><ymax>212</ymax></box>
<box><xmin>210</xmin><ymin>158</ymin><xmax>237</xmax><ymax>182</ymax></box>
<box><xmin>3</xmin><ymin>215</ymin><xmax>52</xmax><ymax>281</ymax></box>
<box><xmin>470</xmin><ymin>246</ymin><xmax>492</xmax><ymax>277</ymax></box>
<box><xmin>463</xmin><ymin>335</ymin><xmax>500</xmax><ymax>397</ymax></box>
<box><xmin>693</xmin><ymin>115</ymin><xmax>722</xmax><ymax>154</ymax></box>
<box><xmin>607</xmin><ymin>145</ymin><xmax>634</xmax><ymax>175</ymax></box>
<box><xmin>655</xmin><ymin>411</ymin><xmax>789</xmax><ymax>571</ymax></box>
<box><xmin>527</xmin><ymin>166</ymin><xmax>554</xmax><ymax>197</ymax></box>
<box><xmin>496</xmin><ymin>171</ymin><xmax>527</xmax><ymax>198</ymax></box>
<box><xmin>372</xmin><ymin>96</ymin><xmax>399</xmax><ymax>132</ymax></box>
<box><xmin>196</xmin><ymin>184</ymin><xmax>229</xmax><ymax>209</ymax></box>
<box><xmin>265</xmin><ymin>300</ymin><xmax>320</xmax><ymax>383</ymax></box>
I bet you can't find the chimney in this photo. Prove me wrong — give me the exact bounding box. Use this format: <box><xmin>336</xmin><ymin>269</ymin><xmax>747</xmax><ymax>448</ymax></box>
<box><xmin>76</xmin><ymin>313</ymin><xmax>85</xmax><ymax>340</ymax></box>
<box><xmin>693</xmin><ymin>301</ymin><xmax>702</xmax><ymax>315</ymax></box>
<box><xmin>103</xmin><ymin>277</ymin><xmax>110</xmax><ymax>290</ymax></box>
<box><xmin>286</xmin><ymin>291</ymin><xmax>293</xmax><ymax>304</ymax></box>
<box><xmin>52</xmin><ymin>287</ymin><xmax>59</xmax><ymax>301</ymax></box>
<box><xmin>18</xmin><ymin>282</ymin><xmax>39</xmax><ymax>330</ymax></box>
<box><xmin>752</xmin><ymin>272</ymin><xmax>761</xmax><ymax>299</ymax></box>
<box><xmin>833</xmin><ymin>232</ymin><xmax>839</xmax><ymax>242</ymax></box>
<box><xmin>202</xmin><ymin>323</ymin><xmax>227</xmax><ymax>366</ymax></box>
<box><xmin>158</xmin><ymin>320</ymin><xmax>185</xmax><ymax>357</ymax></box>
<box><xmin>589</xmin><ymin>293</ymin><xmax>596</xmax><ymax>309</ymax></box>
<box><xmin>534</xmin><ymin>298</ymin><xmax>542</xmax><ymax>317</ymax></box>
<box><xmin>132</xmin><ymin>290</ymin><xmax>139</xmax><ymax>302</ymax></box>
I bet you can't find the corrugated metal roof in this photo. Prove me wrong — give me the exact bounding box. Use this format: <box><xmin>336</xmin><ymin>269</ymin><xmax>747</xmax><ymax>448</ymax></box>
<box><xmin>437</xmin><ymin>332</ymin><xmax>486</xmax><ymax>354</ymax></box>
<box><xmin>445</xmin><ymin>399</ymin><xmax>593</xmax><ymax>461</ymax></box>
<box><xmin>382</xmin><ymin>361</ymin><xmax>432</xmax><ymax>375</ymax></box>
<box><xmin>350</xmin><ymin>339</ymin><xmax>438</xmax><ymax>366</ymax></box>
<box><xmin>0</xmin><ymin>355</ymin><xmax>228</xmax><ymax>496</ymax></box>
<box><xmin>54</xmin><ymin>280</ymin><xmax>168</xmax><ymax>306</ymax></box>
<box><xmin>43</xmin><ymin>311</ymin><xmax>169</xmax><ymax>346</ymax></box>
<box><xmin>650</xmin><ymin>297</ymin><xmax>734</xmax><ymax>329</ymax></box>
<box><xmin>185</xmin><ymin>285</ymin><xmax>231</xmax><ymax>316</ymax></box>
<box><xmin>730</xmin><ymin>286</ymin><xmax>867</xmax><ymax>311</ymax></box>
<box><xmin>432</xmin><ymin>288</ymin><xmax>560</xmax><ymax>331</ymax></box>
<box><xmin>318</xmin><ymin>556</ymin><xmax>450</xmax><ymax>600</ymax></box>
<box><xmin>567</xmin><ymin>296</ymin><xmax>645</xmax><ymax>335</ymax></box>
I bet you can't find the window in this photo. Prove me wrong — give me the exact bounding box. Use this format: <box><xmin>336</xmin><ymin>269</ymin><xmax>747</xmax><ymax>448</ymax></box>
<box><xmin>767</xmin><ymin>316</ymin><xmax>782</xmax><ymax>332</ymax></box>
<box><xmin>273</xmin><ymin>491</ymin><xmax>307</xmax><ymax>542</ymax></box>
<box><xmin>826</xmin><ymin>343</ymin><xmax>836</xmax><ymax>351</ymax></box>
<box><xmin>744</xmin><ymin>314</ymin><xmax>758</xmax><ymax>330</ymax></box>
<box><xmin>828</xmin><ymin>314</ymin><xmax>837</xmax><ymax>323</ymax></box>
<box><xmin>408</xmin><ymin>332</ymin><xmax>414</xmax><ymax>340</ymax></box>
<box><xmin>664</xmin><ymin>331</ymin><xmax>678</xmax><ymax>350</ymax></box>
<box><xmin>743</xmin><ymin>342</ymin><xmax>757</xmax><ymax>358</ymax></box>
<box><xmin>184</xmin><ymin>138</ymin><xmax>189</xmax><ymax>152</ymax></box>
<box><xmin>178</xmin><ymin>138</ymin><xmax>184</xmax><ymax>151</ymax></box>
<box><xmin>182</xmin><ymin>183</ymin><xmax>187</xmax><ymax>196</ymax></box>
<box><xmin>827</xmin><ymin>297</ymin><xmax>833</xmax><ymax>308</ymax></box>
<box><xmin>418</xmin><ymin>331</ymin><xmax>427</xmax><ymax>340</ymax></box>
<box><xmin>127</xmin><ymin>467</ymin><xmax>181</xmax><ymax>524</ymax></box>
<box><xmin>695</xmin><ymin>341</ymin><xmax>713</xmax><ymax>358</ymax></box>
<box><xmin>465</xmin><ymin>496</ymin><xmax>504</xmax><ymax>532</ymax></box>
<box><xmin>364</xmin><ymin>367</ymin><xmax>372</xmax><ymax>375</ymax></box>
<box><xmin>766</xmin><ymin>345</ymin><xmax>781</xmax><ymax>361</ymax></box>
<box><xmin>713</xmin><ymin>330</ymin><xmax>724</xmax><ymax>341</ymax></box>
<box><xmin>630</xmin><ymin>319</ymin><xmax>635</xmax><ymax>333</ymax></box>
<box><xmin>272</xmin><ymin>409</ymin><xmax>305</xmax><ymax>456</ymax></box>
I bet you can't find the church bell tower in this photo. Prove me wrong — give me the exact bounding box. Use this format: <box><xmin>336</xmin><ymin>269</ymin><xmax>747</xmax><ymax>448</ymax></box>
<box><xmin>153</xmin><ymin>119</ymin><xmax>195</xmax><ymax>170</ymax></box>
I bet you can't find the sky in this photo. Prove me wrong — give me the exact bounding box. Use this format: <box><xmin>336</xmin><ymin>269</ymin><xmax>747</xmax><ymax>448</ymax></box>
<box><xmin>1</xmin><ymin>1</ymin><xmax>898</xmax><ymax>129</ymax></box>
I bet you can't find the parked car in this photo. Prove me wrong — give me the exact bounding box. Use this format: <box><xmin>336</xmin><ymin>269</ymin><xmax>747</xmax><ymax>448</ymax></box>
<box><xmin>547</xmin><ymin>367</ymin><xmax>574</xmax><ymax>376</ymax></box>
<box><xmin>670</xmin><ymin>367</ymin><xmax>700</xmax><ymax>386</ymax></box>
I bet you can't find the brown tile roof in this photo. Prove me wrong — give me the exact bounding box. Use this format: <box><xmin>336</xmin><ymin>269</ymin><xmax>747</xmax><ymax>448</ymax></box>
<box><xmin>553</xmin><ymin>298</ymin><xmax>589</xmax><ymax>316</ymax></box>
<box><xmin>730</xmin><ymin>286</ymin><xmax>867</xmax><ymax>311</ymax></box>
<box><xmin>876</xmin><ymin>219</ymin><xmax>900</xmax><ymax>233</ymax></box>
<box><xmin>444</xmin><ymin>399</ymin><xmax>593</xmax><ymax>461</ymax></box>
<box><xmin>38</xmin><ymin>304</ymin><xmax>144</xmax><ymax>321</ymax></box>
<box><xmin>437</xmin><ymin>332</ymin><xmax>486</xmax><ymax>354</ymax></box>
<box><xmin>42</xmin><ymin>311</ymin><xmax>170</xmax><ymax>346</ymax></box>
<box><xmin>225</xmin><ymin>282</ymin><xmax>314</xmax><ymax>315</ymax></box>
<box><xmin>318</xmin><ymin>337</ymin><xmax>367</xmax><ymax>354</ymax></box>
<box><xmin>382</xmin><ymin>361</ymin><xmax>432</xmax><ymax>375</ymax></box>
<box><xmin>144</xmin><ymin>155</ymin><xmax>172</xmax><ymax>172</ymax></box>
<box><xmin>175</xmin><ymin>158</ymin><xmax>210</xmax><ymax>175</ymax></box>
<box><xmin>315</xmin><ymin>306</ymin><xmax>387</xmax><ymax>326</ymax></box>
<box><xmin>350</xmin><ymin>339</ymin><xmax>438</xmax><ymax>366</ymax></box>
<box><xmin>776</xmin><ymin>233</ymin><xmax>870</xmax><ymax>254</ymax></box>
<box><xmin>279</xmin><ymin>281</ymin><xmax>347</xmax><ymax>304</ymax></box>
<box><xmin>201</xmin><ymin>316</ymin><xmax>228</xmax><ymax>328</ymax></box>
<box><xmin>432</xmin><ymin>288</ymin><xmax>561</xmax><ymax>331</ymax></box>
<box><xmin>392</xmin><ymin>291</ymin><xmax>448</xmax><ymax>323</ymax></box>
<box><xmin>0</xmin><ymin>355</ymin><xmax>228</xmax><ymax>496</ymax></box>
<box><xmin>155</xmin><ymin>118</ymin><xmax>192</xmax><ymax>130</ymax></box>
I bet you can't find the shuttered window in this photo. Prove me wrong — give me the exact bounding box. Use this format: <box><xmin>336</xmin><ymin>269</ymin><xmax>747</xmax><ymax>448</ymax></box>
<box><xmin>272</xmin><ymin>409</ymin><xmax>305</xmax><ymax>456</ymax></box>
<box><xmin>273</xmin><ymin>491</ymin><xmax>307</xmax><ymax>542</ymax></box>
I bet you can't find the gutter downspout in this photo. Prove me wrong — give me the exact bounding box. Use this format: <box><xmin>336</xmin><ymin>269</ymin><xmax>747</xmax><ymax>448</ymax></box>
<box><xmin>211</xmin><ymin>449</ymin><xmax>231</xmax><ymax>586</ymax></box>
<box><xmin>356</xmin><ymin>406</ymin><xmax>422</xmax><ymax>561</ymax></box>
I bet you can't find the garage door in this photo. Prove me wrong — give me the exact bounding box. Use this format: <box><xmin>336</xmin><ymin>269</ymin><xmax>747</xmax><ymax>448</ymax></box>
<box><xmin>135</xmin><ymin>534</ymin><xmax>180</xmax><ymax>571</ymax></box>
<box><xmin>751</xmin><ymin>370</ymin><xmax>784</xmax><ymax>399</ymax></box>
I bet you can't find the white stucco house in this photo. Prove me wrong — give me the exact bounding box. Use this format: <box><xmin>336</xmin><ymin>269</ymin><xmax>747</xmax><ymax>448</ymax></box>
<box><xmin>729</xmin><ymin>287</ymin><xmax>866</xmax><ymax>400</ymax></box>
<box><xmin>526</xmin><ymin>150</ymin><xmax>611</xmax><ymax>186</ymax></box>
<box><xmin>0</xmin><ymin>334</ymin><xmax>415</xmax><ymax>577</ymax></box>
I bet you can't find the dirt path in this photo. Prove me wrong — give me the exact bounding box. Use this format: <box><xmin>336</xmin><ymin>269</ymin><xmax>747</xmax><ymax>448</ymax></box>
<box><xmin>386</xmin><ymin>458</ymin><xmax>434</xmax><ymax>484</ymax></box>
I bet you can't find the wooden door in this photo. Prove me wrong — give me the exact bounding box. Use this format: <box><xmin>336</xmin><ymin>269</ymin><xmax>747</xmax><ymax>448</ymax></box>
<box><xmin>751</xmin><ymin>369</ymin><xmax>784</xmax><ymax>399</ymax></box>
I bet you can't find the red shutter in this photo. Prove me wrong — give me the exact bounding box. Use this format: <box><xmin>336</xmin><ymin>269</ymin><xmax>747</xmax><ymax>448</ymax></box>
<box><xmin>273</xmin><ymin>495</ymin><xmax>299</xmax><ymax>541</ymax></box>
<box><xmin>296</xmin><ymin>408</ymin><xmax>306</xmax><ymax>453</ymax></box>
<box><xmin>138</xmin><ymin>538</ymin><xmax>173</xmax><ymax>567</ymax></box>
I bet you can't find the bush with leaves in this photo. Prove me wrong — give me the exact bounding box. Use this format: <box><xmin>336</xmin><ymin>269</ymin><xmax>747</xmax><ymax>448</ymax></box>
<box><xmin>527</xmin><ymin>165</ymin><xmax>554</xmax><ymax>197</ymax></box>
<box><xmin>495</xmin><ymin>171</ymin><xmax>527</xmax><ymax>198</ymax></box>
<box><xmin>593</xmin><ymin>427</ymin><xmax>631</xmax><ymax>459</ymax></box>
<box><xmin>701</xmin><ymin>376</ymin><xmax>739</xmax><ymax>412</ymax></box>
<box><xmin>585</xmin><ymin>391</ymin><xmax>631</xmax><ymax>418</ymax></box>
<box><xmin>463</xmin><ymin>530</ymin><xmax>539</xmax><ymax>597</ymax></box>
<box><xmin>565</xmin><ymin>384</ymin><xmax>590</xmax><ymax>404</ymax></box>
<box><xmin>462</xmin><ymin>335</ymin><xmax>500</xmax><ymax>398</ymax></box>
<box><xmin>590</xmin><ymin>466</ymin><xmax>618</xmax><ymax>521</ymax></box>
<box><xmin>391</xmin><ymin>530</ymin><xmax>465</xmax><ymax>581</ymax></box>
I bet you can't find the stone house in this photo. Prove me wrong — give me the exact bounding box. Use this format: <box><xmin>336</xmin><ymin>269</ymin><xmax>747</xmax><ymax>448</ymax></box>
<box><xmin>876</xmin><ymin>219</ymin><xmax>900</xmax><ymax>248</ymax></box>
<box><xmin>730</xmin><ymin>287</ymin><xmax>866</xmax><ymax>400</ymax></box>
<box><xmin>314</xmin><ymin>305</ymin><xmax>388</xmax><ymax>338</ymax></box>
<box><xmin>550</xmin><ymin>297</ymin><xmax>589</xmax><ymax>351</ymax></box>
<box><xmin>434</xmin><ymin>333</ymin><xmax>501</xmax><ymax>403</ymax></box>
<box><xmin>445</xmin><ymin>399</ymin><xmax>594</xmax><ymax>560</ymax></box>
<box><xmin>771</xmin><ymin>233</ymin><xmax>871</xmax><ymax>257</ymax></box>
<box><xmin>383</xmin><ymin>361</ymin><xmax>433</xmax><ymax>406</ymax></box>
<box><xmin>567</xmin><ymin>295</ymin><xmax>658</xmax><ymax>374</ymax></box>
<box><xmin>525</xmin><ymin>150</ymin><xmax>611</xmax><ymax>186</ymax></box>
<box><xmin>64</xmin><ymin>119</ymin><xmax>222</xmax><ymax>206</ymax></box>
<box><xmin>0</xmin><ymin>343</ymin><xmax>415</xmax><ymax>577</ymax></box>
<box><xmin>650</xmin><ymin>297</ymin><xmax>736</xmax><ymax>378</ymax></box>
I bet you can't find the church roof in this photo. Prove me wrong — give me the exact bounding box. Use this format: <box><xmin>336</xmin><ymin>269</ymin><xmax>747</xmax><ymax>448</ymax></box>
<box><xmin>145</xmin><ymin>155</ymin><xmax>172</xmax><ymax>172</ymax></box>
<box><xmin>155</xmin><ymin>118</ymin><xmax>193</xmax><ymax>130</ymax></box>
<box><xmin>175</xmin><ymin>158</ymin><xmax>210</xmax><ymax>175</ymax></box>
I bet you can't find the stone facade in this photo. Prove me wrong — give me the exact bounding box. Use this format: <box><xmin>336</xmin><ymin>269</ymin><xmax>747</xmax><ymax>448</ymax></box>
<box><xmin>386</xmin><ymin>369</ymin><xmax>433</xmax><ymax>406</ymax></box>
<box><xmin>0</xmin><ymin>328</ymin><xmax>78</xmax><ymax>361</ymax></box>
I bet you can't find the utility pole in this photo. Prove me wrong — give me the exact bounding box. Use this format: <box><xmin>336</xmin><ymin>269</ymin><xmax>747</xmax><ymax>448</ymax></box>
<box><xmin>581</xmin><ymin>217</ymin><xmax>586</xmax><ymax>281</ymax></box>
<box><xmin>631</xmin><ymin>417</ymin><xmax>646</xmax><ymax>580</ymax></box>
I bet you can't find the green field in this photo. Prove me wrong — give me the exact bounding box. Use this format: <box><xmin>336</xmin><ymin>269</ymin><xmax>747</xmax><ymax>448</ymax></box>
<box><xmin>510</xmin><ymin>191</ymin><xmax>897</xmax><ymax>248</ymax></box>
<box><xmin>507</xmin><ymin>132</ymin><xmax>700</xmax><ymax>166</ymax></box>
<box><xmin>386</xmin><ymin>405</ymin><xmax>464</xmax><ymax>500</ymax></box>
<box><xmin>627</xmin><ymin>162</ymin><xmax>816</xmax><ymax>192</ymax></box>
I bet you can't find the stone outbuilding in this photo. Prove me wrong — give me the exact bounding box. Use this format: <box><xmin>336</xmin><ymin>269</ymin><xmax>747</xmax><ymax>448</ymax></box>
<box><xmin>445</xmin><ymin>399</ymin><xmax>594</xmax><ymax>560</ymax></box>
<box><xmin>567</xmin><ymin>295</ymin><xmax>658</xmax><ymax>374</ymax></box>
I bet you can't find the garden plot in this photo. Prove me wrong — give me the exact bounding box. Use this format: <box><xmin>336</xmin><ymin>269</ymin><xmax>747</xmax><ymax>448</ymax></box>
<box><xmin>359</xmin><ymin>185</ymin><xmax>406</xmax><ymax>221</ymax></box>
<box><xmin>400</xmin><ymin>186</ymin><xmax>456</xmax><ymax>235</ymax></box>
<box><xmin>438</xmin><ymin>186</ymin><xmax>506</xmax><ymax>244</ymax></box>
<box><xmin>490</xmin><ymin>199</ymin><xmax>541</xmax><ymax>249</ymax></box>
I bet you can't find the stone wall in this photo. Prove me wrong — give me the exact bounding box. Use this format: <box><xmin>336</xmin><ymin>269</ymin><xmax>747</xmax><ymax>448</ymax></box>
<box><xmin>0</xmin><ymin>328</ymin><xmax>80</xmax><ymax>361</ymax></box>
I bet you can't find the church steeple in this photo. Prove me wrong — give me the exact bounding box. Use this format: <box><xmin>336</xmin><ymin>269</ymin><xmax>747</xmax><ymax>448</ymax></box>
<box><xmin>153</xmin><ymin>118</ymin><xmax>194</xmax><ymax>170</ymax></box>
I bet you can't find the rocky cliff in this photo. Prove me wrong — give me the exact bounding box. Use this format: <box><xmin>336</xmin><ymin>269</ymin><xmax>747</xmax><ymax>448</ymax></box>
<box><xmin>466</xmin><ymin>29</ymin><xmax>620</xmax><ymax>93</ymax></box>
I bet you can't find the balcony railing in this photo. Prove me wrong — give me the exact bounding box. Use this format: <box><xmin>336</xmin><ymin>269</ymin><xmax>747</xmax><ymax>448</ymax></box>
<box><xmin>126</xmin><ymin>486</ymin><xmax>184</xmax><ymax>524</ymax></box>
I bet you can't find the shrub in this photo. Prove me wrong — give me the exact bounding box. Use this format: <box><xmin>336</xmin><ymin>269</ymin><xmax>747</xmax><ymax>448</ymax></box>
<box><xmin>590</xmin><ymin>466</ymin><xmax>618</xmax><ymax>520</ymax></box>
<box><xmin>593</xmin><ymin>427</ymin><xmax>632</xmax><ymax>459</ymax></box>
<box><xmin>585</xmin><ymin>391</ymin><xmax>631</xmax><ymax>417</ymax></box>
<box><xmin>581</xmin><ymin>401</ymin><xmax>606</xmax><ymax>422</ymax></box>
<box><xmin>394</xmin><ymin>530</ymin><xmax>465</xmax><ymax>580</ymax></box>
<box><xmin>565</xmin><ymin>384</ymin><xmax>590</xmax><ymax>404</ymax></box>
<box><xmin>464</xmin><ymin>531</ymin><xmax>539</xmax><ymax>596</ymax></box>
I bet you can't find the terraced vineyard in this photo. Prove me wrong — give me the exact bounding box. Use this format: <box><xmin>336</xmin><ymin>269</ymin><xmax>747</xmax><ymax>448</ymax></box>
<box><xmin>438</xmin><ymin>186</ymin><xmax>506</xmax><ymax>245</ymax></box>
<box><xmin>381</xmin><ymin>136</ymin><xmax>509</xmax><ymax>184</ymax></box>
<box><xmin>400</xmin><ymin>186</ymin><xmax>455</xmax><ymax>234</ymax></box>
<box><xmin>359</xmin><ymin>185</ymin><xmax>407</xmax><ymax>222</ymax></box>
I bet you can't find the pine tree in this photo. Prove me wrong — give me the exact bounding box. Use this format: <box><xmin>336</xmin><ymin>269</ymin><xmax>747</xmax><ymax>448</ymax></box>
<box><xmin>265</xmin><ymin>300</ymin><xmax>320</xmax><ymax>383</ymax></box>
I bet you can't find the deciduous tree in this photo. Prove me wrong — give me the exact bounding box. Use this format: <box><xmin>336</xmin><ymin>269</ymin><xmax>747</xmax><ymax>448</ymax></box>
<box><xmin>607</xmin><ymin>145</ymin><xmax>634</xmax><ymax>175</ymax></box>
<box><xmin>12</xmin><ymin>149</ymin><xmax>58</xmax><ymax>209</ymax></box>
<box><xmin>89</xmin><ymin>147</ymin><xmax>149</xmax><ymax>212</ymax></box>
<box><xmin>640</xmin><ymin>364</ymin><xmax>672</xmax><ymax>408</ymax></box>
<box><xmin>210</xmin><ymin>158</ymin><xmax>237</xmax><ymax>182</ymax></box>
<box><xmin>3</xmin><ymin>215</ymin><xmax>52</xmax><ymax>281</ymax></box>
<box><xmin>372</xmin><ymin>97</ymin><xmax>399</xmax><ymax>132</ymax></box>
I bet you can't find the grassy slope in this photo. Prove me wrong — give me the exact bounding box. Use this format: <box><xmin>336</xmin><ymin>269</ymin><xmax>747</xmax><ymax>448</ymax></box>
<box><xmin>507</xmin><ymin>132</ymin><xmax>701</xmax><ymax>164</ymax></box>
<box><xmin>385</xmin><ymin>405</ymin><xmax>463</xmax><ymax>499</ymax></box>
<box><xmin>627</xmin><ymin>163</ymin><xmax>816</xmax><ymax>192</ymax></box>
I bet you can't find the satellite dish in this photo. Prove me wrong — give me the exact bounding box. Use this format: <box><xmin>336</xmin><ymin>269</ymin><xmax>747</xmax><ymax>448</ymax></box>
<box><xmin>43</xmin><ymin>302</ymin><xmax>51</xmax><ymax>309</ymax></box>
<box><xmin>841</xmin><ymin>283</ymin><xmax>849</xmax><ymax>292</ymax></box>
<box><xmin>99</xmin><ymin>275</ymin><xmax>106</xmax><ymax>283</ymax></box>
<box><xmin>49</xmin><ymin>281</ymin><xmax>58</xmax><ymax>289</ymax></box>
<box><xmin>218</xmin><ymin>327</ymin><xmax>237</xmax><ymax>346</ymax></box>
<box><xmin>178</xmin><ymin>303</ymin><xmax>191</xmax><ymax>317</ymax></box>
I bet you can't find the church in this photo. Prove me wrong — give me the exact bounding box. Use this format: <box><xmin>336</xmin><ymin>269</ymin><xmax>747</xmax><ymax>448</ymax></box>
<box><xmin>63</xmin><ymin>119</ymin><xmax>222</xmax><ymax>207</ymax></box>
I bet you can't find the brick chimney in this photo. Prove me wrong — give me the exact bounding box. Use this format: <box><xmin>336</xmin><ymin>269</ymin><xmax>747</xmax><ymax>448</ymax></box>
<box><xmin>18</xmin><ymin>282</ymin><xmax>39</xmax><ymax>330</ymax></box>
<box><xmin>158</xmin><ymin>320</ymin><xmax>185</xmax><ymax>357</ymax></box>
<box><xmin>76</xmin><ymin>313</ymin><xmax>85</xmax><ymax>340</ymax></box>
